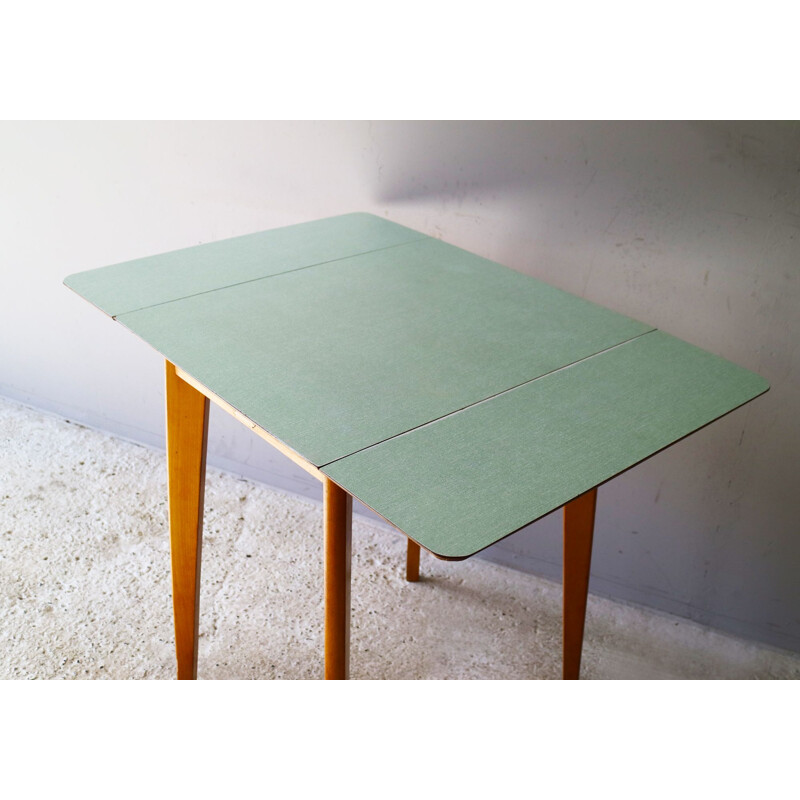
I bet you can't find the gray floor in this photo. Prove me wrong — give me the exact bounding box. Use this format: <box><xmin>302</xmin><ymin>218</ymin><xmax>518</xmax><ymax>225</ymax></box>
<box><xmin>1</xmin><ymin>396</ymin><xmax>798</xmax><ymax>680</ymax></box>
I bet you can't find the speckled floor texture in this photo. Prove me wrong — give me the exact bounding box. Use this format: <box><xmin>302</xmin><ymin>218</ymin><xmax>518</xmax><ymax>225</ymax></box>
<box><xmin>1</xmin><ymin>396</ymin><xmax>798</xmax><ymax>680</ymax></box>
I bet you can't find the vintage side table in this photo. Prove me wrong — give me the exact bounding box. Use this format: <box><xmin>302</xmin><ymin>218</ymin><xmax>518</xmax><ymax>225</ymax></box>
<box><xmin>65</xmin><ymin>213</ymin><xmax>768</xmax><ymax>679</ymax></box>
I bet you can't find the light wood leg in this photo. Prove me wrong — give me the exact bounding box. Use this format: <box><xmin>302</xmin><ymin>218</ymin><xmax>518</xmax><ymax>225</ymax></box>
<box><xmin>563</xmin><ymin>487</ymin><xmax>597</xmax><ymax>680</ymax></box>
<box><xmin>165</xmin><ymin>361</ymin><xmax>209</xmax><ymax>680</ymax></box>
<box><xmin>406</xmin><ymin>539</ymin><xmax>420</xmax><ymax>582</ymax></box>
<box><xmin>323</xmin><ymin>477</ymin><xmax>352</xmax><ymax>679</ymax></box>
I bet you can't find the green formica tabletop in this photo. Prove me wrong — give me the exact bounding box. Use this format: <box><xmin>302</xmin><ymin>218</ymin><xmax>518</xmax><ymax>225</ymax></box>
<box><xmin>65</xmin><ymin>212</ymin><xmax>768</xmax><ymax>558</ymax></box>
<box><xmin>65</xmin><ymin>212</ymin><xmax>768</xmax><ymax>679</ymax></box>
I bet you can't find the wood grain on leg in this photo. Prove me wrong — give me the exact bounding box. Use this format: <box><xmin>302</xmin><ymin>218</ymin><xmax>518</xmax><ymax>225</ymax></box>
<box><xmin>562</xmin><ymin>487</ymin><xmax>597</xmax><ymax>680</ymax></box>
<box><xmin>323</xmin><ymin>477</ymin><xmax>352</xmax><ymax>679</ymax></box>
<box><xmin>165</xmin><ymin>361</ymin><xmax>209</xmax><ymax>680</ymax></box>
<box><xmin>406</xmin><ymin>539</ymin><xmax>420</xmax><ymax>582</ymax></box>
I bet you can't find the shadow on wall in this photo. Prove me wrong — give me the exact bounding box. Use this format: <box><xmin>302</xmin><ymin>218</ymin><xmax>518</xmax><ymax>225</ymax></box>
<box><xmin>355</xmin><ymin>120</ymin><xmax>800</xmax><ymax>654</ymax></box>
<box><xmin>365</xmin><ymin>121</ymin><xmax>800</xmax><ymax>291</ymax></box>
<box><xmin>369</xmin><ymin>120</ymin><xmax>800</xmax><ymax>206</ymax></box>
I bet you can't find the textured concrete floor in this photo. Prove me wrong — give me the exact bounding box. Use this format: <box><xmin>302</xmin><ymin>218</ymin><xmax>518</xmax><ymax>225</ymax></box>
<box><xmin>1</xmin><ymin>396</ymin><xmax>798</xmax><ymax>680</ymax></box>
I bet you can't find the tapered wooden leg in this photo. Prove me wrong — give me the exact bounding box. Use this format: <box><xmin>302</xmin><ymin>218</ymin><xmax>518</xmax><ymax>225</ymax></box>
<box><xmin>324</xmin><ymin>477</ymin><xmax>352</xmax><ymax>680</ymax></box>
<box><xmin>406</xmin><ymin>539</ymin><xmax>420</xmax><ymax>582</ymax></box>
<box><xmin>563</xmin><ymin>487</ymin><xmax>597</xmax><ymax>680</ymax></box>
<box><xmin>165</xmin><ymin>361</ymin><xmax>209</xmax><ymax>680</ymax></box>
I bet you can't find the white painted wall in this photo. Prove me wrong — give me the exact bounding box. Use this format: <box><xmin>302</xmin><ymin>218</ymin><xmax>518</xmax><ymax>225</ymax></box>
<box><xmin>2</xmin><ymin>121</ymin><xmax>798</xmax><ymax>652</ymax></box>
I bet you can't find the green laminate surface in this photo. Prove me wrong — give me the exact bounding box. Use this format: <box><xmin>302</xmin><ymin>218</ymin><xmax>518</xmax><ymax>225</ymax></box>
<box><xmin>65</xmin><ymin>213</ymin><xmax>768</xmax><ymax>558</ymax></box>
<box><xmin>322</xmin><ymin>330</ymin><xmax>769</xmax><ymax>559</ymax></box>
<box><xmin>113</xmin><ymin>236</ymin><xmax>652</xmax><ymax>466</ymax></box>
<box><xmin>64</xmin><ymin>213</ymin><xmax>425</xmax><ymax>317</ymax></box>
